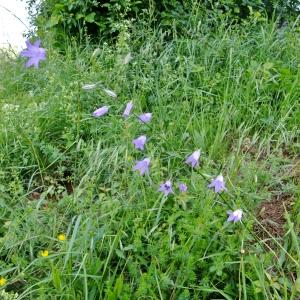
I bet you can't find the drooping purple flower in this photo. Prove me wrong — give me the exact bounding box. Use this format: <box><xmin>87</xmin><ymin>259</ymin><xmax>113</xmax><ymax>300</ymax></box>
<box><xmin>123</xmin><ymin>101</ymin><xmax>133</xmax><ymax>118</ymax></box>
<box><xmin>92</xmin><ymin>106</ymin><xmax>109</xmax><ymax>117</ymax></box>
<box><xmin>20</xmin><ymin>39</ymin><xmax>46</xmax><ymax>68</ymax></box>
<box><xmin>158</xmin><ymin>180</ymin><xmax>173</xmax><ymax>196</ymax></box>
<box><xmin>132</xmin><ymin>135</ymin><xmax>147</xmax><ymax>151</ymax></box>
<box><xmin>208</xmin><ymin>175</ymin><xmax>227</xmax><ymax>193</ymax></box>
<box><xmin>227</xmin><ymin>209</ymin><xmax>243</xmax><ymax>223</ymax></box>
<box><xmin>185</xmin><ymin>150</ymin><xmax>201</xmax><ymax>168</ymax></box>
<box><xmin>138</xmin><ymin>113</ymin><xmax>152</xmax><ymax>123</ymax></box>
<box><xmin>133</xmin><ymin>158</ymin><xmax>150</xmax><ymax>176</ymax></box>
<box><xmin>178</xmin><ymin>183</ymin><xmax>187</xmax><ymax>192</ymax></box>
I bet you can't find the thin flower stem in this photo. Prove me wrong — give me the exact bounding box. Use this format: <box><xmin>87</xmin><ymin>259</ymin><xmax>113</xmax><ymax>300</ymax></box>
<box><xmin>130</xmin><ymin>112</ymin><xmax>287</xmax><ymax>265</ymax></box>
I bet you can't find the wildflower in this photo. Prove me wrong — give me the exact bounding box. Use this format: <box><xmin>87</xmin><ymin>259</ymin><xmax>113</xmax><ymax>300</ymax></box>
<box><xmin>20</xmin><ymin>39</ymin><xmax>46</xmax><ymax>68</ymax></box>
<box><xmin>158</xmin><ymin>180</ymin><xmax>173</xmax><ymax>196</ymax></box>
<box><xmin>227</xmin><ymin>209</ymin><xmax>243</xmax><ymax>223</ymax></box>
<box><xmin>0</xmin><ymin>277</ymin><xmax>6</xmax><ymax>286</ymax></box>
<box><xmin>185</xmin><ymin>150</ymin><xmax>201</xmax><ymax>168</ymax></box>
<box><xmin>58</xmin><ymin>233</ymin><xmax>66</xmax><ymax>241</ymax></box>
<box><xmin>132</xmin><ymin>135</ymin><xmax>147</xmax><ymax>151</ymax></box>
<box><xmin>123</xmin><ymin>53</ymin><xmax>133</xmax><ymax>64</ymax></box>
<box><xmin>123</xmin><ymin>101</ymin><xmax>133</xmax><ymax>118</ymax></box>
<box><xmin>91</xmin><ymin>48</ymin><xmax>101</xmax><ymax>59</ymax></box>
<box><xmin>133</xmin><ymin>158</ymin><xmax>150</xmax><ymax>176</ymax></box>
<box><xmin>40</xmin><ymin>250</ymin><xmax>49</xmax><ymax>257</ymax></box>
<box><xmin>103</xmin><ymin>88</ymin><xmax>117</xmax><ymax>98</ymax></box>
<box><xmin>138</xmin><ymin>113</ymin><xmax>152</xmax><ymax>123</ymax></box>
<box><xmin>92</xmin><ymin>106</ymin><xmax>109</xmax><ymax>117</ymax></box>
<box><xmin>208</xmin><ymin>175</ymin><xmax>227</xmax><ymax>193</ymax></box>
<box><xmin>178</xmin><ymin>183</ymin><xmax>187</xmax><ymax>192</ymax></box>
<box><xmin>82</xmin><ymin>83</ymin><xmax>98</xmax><ymax>90</ymax></box>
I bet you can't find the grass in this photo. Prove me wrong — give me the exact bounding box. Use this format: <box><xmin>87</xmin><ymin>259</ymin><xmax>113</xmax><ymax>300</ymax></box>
<box><xmin>0</xmin><ymin>15</ymin><xmax>299</xmax><ymax>299</ymax></box>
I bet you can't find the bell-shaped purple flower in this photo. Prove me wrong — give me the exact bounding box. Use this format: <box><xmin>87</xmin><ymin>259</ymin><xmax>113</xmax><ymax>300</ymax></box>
<box><xmin>133</xmin><ymin>158</ymin><xmax>150</xmax><ymax>176</ymax></box>
<box><xmin>227</xmin><ymin>209</ymin><xmax>243</xmax><ymax>223</ymax></box>
<box><xmin>185</xmin><ymin>150</ymin><xmax>201</xmax><ymax>168</ymax></box>
<box><xmin>208</xmin><ymin>175</ymin><xmax>227</xmax><ymax>193</ymax></box>
<box><xmin>158</xmin><ymin>180</ymin><xmax>173</xmax><ymax>196</ymax></box>
<box><xmin>92</xmin><ymin>106</ymin><xmax>109</xmax><ymax>117</ymax></box>
<box><xmin>123</xmin><ymin>101</ymin><xmax>133</xmax><ymax>118</ymax></box>
<box><xmin>178</xmin><ymin>183</ymin><xmax>187</xmax><ymax>192</ymax></box>
<box><xmin>20</xmin><ymin>39</ymin><xmax>46</xmax><ymax>68</ymax></box>
<box><xmin>138</xmin><ymin>113</ymin><xmax>152</xmax><ymax>123</ymax></box>
<box><xmin>132</xmin><ymin>135</ymin><xmax>147</xmax><ymax>151</ymax></box>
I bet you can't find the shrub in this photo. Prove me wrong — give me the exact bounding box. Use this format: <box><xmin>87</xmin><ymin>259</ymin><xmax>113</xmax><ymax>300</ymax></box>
<box><xmin>25</xmin><ymin>0</ymin><xmax>300</xmax><ymax>45</ymax></box>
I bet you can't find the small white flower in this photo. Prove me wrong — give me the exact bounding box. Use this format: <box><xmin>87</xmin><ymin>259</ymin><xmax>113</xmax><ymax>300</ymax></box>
<box><xmin>82</xmin><ymin>83</ymin><xmax>98</xmax><ymax>90</ymax></box>
<box><xmin>123</xmin><ymin>53</ymin><xmax>133</xmax><ymax>64</ymax></box>
<box><xmin>91</xmin><ymin>48</ymin><xmax>101</xmax><ymax>59</ymax></box>
<box><xmin>103</xmin><ymin>88</ymin><xmax>117</xmax><ymax>98</ymax></box>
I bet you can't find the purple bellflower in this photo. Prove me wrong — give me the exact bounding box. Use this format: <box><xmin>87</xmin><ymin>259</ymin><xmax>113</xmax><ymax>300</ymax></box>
<box><xmin>158</xmin><ymin>180</ymin><xmax>173</xmax><ymax>196</ymax></box>
<box><xmin>227</xmin><ymin>209</ymin><xmax>243</xmax><ymax>223</ymax></box>
<box><xmin>132</xmin><ymin>135</ymin><xmax>147</xmax><ymax>151</ymax></box>
<box><xmin>123</xmin><ymin>101</ymin><xmax>133</xmax><ymax>118</ymax></box>
<box><xmin>185</xmin><ymin>150</ymin><xmax>201</xmax><ymax>168</ymax></box>
<box><xmin>138</xmin><ymin>113</ymin><xmax>152</xmax><ymax>123</ymax></box>
<box><xmin>133</xmin><ymin>158</ymin><xmax>150</xmax><ymax>176</ymax></box>
<box><xmin>208</xmin><ymin>175</ymin><xmax>227</xmax><ymax>193</ymax></box>
<box><xmin>92</xmin><ymin>106</ymin><xmax>109</xmax><ymax>117</ymax></box>
<box><xmin>20</xmin><ymin>39</ymin><xmax>46</xmax><ymax>68</ymax></box>
<box><xmin>178</xmin><ymin>183</ymin><xmax>188</xmax><ymax>192</ymax></box>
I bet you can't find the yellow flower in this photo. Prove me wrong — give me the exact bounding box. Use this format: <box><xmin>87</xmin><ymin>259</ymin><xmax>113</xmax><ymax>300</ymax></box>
<box><xmin>57</xmin><ymin>233</ymin><xmax>66</xmax><ymax>241</ymax></box>
<box><xmin>40</xmin><ymin>250</ymin><xmax>49</xmax><ymax>257</ymax></box>
<box><xmin>0</xmin><ymin>277</ymin><xmax>7</xmax><ymax>286</ymax></box>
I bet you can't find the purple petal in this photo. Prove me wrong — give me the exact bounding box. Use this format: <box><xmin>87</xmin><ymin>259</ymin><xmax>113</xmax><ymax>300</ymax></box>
<box><xmin>158</xmin><ymin>180</ymin><xmax>173</xmax><ymax>196</ymax></box>
<box><xmin>25</xmin><ymin>58</ymin><xmax>35</xmax><ymax>68</ymax></box>
<box><xmin>20</xmin><ymin>50</ymin><xmax>31</xmax><ymax>57</ymax></box>
<box><xmin>227</xmin><ymin>214</ymin><xmax>235</xmax><ymax>222</ymax></box>
<box><xmin>123</xmin><ymin>101</ymin><xmax>133</xmax><ymax>118</ymax></box>
<box><xmin>185</xmin><ymin>150</ymin><xmax>201</xmax><ymax>168</ymax></box>
<box><xmin>92</xmin><ymin>106</ymin><xmax>109</xmax><ymax>117</ymax></box>
<box><xmin>25</xmin><ymin>39</ymin><xmax>33</xmax><ymax>49</ymax></box>
<box><xmin>227</xmin><ymin>209</ymin><xmax>242</xmax><ymax>223</ymax></box>
<box><xmin>133</xmin><ymin>158</ymin><xmax>150</xmax><ymax>176</ymax></box>
<box><xmin>132</xmin><ymin>135</ymin><xmax>147</xmax><ymax>151</ymax></box>
<box><xmin>34</xmin><ymin>39</ymin><xmax>41</xmax><ymax>47</ymax></box>
<box><xmin>178</xmin><ymin>183</ymin><xmax>187</xmax><ymax>192</ymax></box>
<box><xmin>138</xmin><ymin>113</ymin><xmax>152</xmax><ymax>123</ymax></box>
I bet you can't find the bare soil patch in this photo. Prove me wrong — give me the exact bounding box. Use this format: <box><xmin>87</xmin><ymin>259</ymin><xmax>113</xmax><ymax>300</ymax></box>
<box><xmin>255</xmin><ymin>194</ymin><xmax>293</xmax><ymax>239</ymax></box>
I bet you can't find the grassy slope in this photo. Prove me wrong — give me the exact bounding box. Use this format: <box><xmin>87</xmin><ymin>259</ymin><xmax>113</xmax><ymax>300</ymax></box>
<box><xmin>0</xmin><ymin>18</ymin><xmax>299</xmax><ymax>299</ymax></box>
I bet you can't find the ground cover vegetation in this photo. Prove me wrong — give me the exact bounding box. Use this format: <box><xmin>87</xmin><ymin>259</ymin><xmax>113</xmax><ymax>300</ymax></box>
<box><xmin>0</xmin><ymin>0</ymin><xmax>300</xmax><ymax>299</ymax></box>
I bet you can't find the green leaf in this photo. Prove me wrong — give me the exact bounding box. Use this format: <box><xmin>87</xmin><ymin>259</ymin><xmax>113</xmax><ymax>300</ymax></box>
<box><xmin>115</xmin><ymin>249</ymin><xmax>125</xmax><ymax>259</ymax></box>
<box><xmin>51</xmin><ymin>266</ymin><xmax>61</xmax><ymax>290</ymax></box>
<box><xmin>294</xmin><ymin>277</ymin><xmax>300</xmax><ymax>292</ymax></box>
<box><xmin>76</xmin><ymin>13</ymin><xmax>84</xmax><ymax>20</ymax></box>
<box><xmin>49</xmin><ymin>15</ymin><xmax>60</xmax><ymax>27</ymax></box>
<box><xmin>85</xmin><ymin>13</ymin><xmax>96</xmax><ymax>23</ymax></box>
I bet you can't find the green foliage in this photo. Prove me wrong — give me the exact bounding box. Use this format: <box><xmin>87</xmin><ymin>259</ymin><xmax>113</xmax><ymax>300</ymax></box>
<box><xmin>0</xmin><ymin>290</ymin><xmax>18</xmax><ymax>300</ymax></box>
<box><xmin>0</xmin><ymin>15</ymin><xmax>300</xmax><ymax>299</ymax></box>
<box><xmin>25</xmin><ymin>0</ymin><xmax>300</xmax><ymax>45</ymax></box>
<box><xmin>204</xmin><ymin>0</ymin><xmax>300</xmax><ymax>21</ymax></box>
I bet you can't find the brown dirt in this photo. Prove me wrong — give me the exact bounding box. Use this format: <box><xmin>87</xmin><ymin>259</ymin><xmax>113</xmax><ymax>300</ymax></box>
<box><xmin>254</xmin><ymin>194</ymin><xmax>293</xmax><ymax>239</ymax></box>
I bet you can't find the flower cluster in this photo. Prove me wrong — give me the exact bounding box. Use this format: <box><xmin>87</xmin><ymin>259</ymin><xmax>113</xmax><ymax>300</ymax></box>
<box><xmin>20</xmin><ymin>39</ymin><xmax>243</xmax><ymax>224</ymax></box>
<box><xmin>91</xmin><ymin>100</ymin><xmax>242</xmax><ymax>224</ymax></box>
